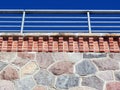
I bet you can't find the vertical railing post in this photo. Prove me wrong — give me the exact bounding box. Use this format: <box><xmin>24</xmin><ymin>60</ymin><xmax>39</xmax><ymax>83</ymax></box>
<box><xmin>87</xmin><ymin>12</ymin><xmax>92</xmax><ymax>33</ymax></box>
<box><xmin>21</xmin><ymin>11</ymin><xmax>25</xmax><ymax>34</ymax></box>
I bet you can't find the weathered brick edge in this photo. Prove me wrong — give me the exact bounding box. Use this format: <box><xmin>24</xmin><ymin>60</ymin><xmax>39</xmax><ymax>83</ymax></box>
<box><xmin>0</xmin><ymin>52</ymin><xmax>120</xmax><ymax>90</ymax></box>
<box><xmin>0</xmin><ymin>36</ymin><xmax>120</xmax><ymax>52</ymax></box>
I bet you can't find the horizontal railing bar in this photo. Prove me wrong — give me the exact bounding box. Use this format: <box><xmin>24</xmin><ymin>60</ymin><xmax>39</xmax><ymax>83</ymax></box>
<box><xmin>0</xmin><ymin>30</ymin><xmax>20</xmax><ymax>31</ymax></box>
<box><xmin>91</xmin><ymin>21</ymin><xmax>120</xmax><ymax>23</ymax></box>
<box><xmin>24</xmin><ymin>30</ymin><xmax>88</xmax><ymax>31</ymax></box>
<box><xmin>92</xmin><ymin>26</ymin><xmax>120</xmax><ymax>28</ymax></box>
<box><xmin>25</xmin><ymin>21</ymin><xmax>88</xmax><ymax>23</ymax></box>
<box><xmin>0</xmin><ymin>21</ymin><xmax>21</xmax><ymax>23</ymax></box>
<box><xmin>0</xmin><ymin>25</ymin><xmax>20</xmax><ymax>27</ymax></box>
<box><xmin>25</xmin><ymin>10</ymin><xmax>120</xmax><ymax>14</ymax></box>
<box><xmin>0</xmin><ymin>31</ymin><xmax>20</xmax><ymax>33</ymax></box>
<box><xmin>0</xmin><ymin>17</ymin><xmax>120</xmax><ymax>19</ymax></box>
<box><xmin>25</xmin><ymin>9</ymin><xmax>120</xmax><ymax>11</ymax></box>
<box><xmin>92</xmin><ymin>30</ymin><xmax>120</xmax><ymax>33</ymax></box>
<box><xmin>0</xmin><ymin>17</ymin><xmax>22</xmax><ymax>18</ymax></box>
<box><xmin>25</xmin><ymin>17</ymin><xmax>87</xmax><ymax>19</ymax></box>
<box><xmin>1</xmin><ymin>21</ymin><xmax>120</xmax><ymax>23</ymax></box>
<box><xmin>23</xmin><ymin>30</ymin><xmax>88</xmax><ymax>32</ymax></box>
<box><xmin>0</xmin><ymin>10</ymin><xmax>24</xmax><ymax>13</ymax></box>
<box><xmin>3</xmin><ymin>16</ymin><xmax>120</xmax><ymax>19</ymax></box>
<box><xmin>2</xmin><ymin>10</ymin><xmax>120</xmax><ymax>13</ymax></box>
<box><xmin>91</xmin><ymin>17</ymin><xmax>120</xmax><ymax>19</ymax></box>
<box><xmin>24</xmin><ymin>26</ymin><xmax>88</xmax><ymax>28</ymax></box>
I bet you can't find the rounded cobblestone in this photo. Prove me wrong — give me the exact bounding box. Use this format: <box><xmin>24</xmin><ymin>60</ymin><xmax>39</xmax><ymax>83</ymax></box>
<box><xmin>49</xmin><ymin>61</ymin><xmax>74</xmax><ymax>75</ymax></box>
<box><xmin>56</xmin><ymin>74</ymin><xmax>79</xmax><ymax>89</ymax></box>
<box><xmin>0</xmin><ymin>80</ymin><xmax>15</xmax><ymax>90</ymax></box>
<box><xmin>34</xmin><ymin>70</ymin><xmax>55</xmax><ymax>87</ymax></box>
<box><xmin>106</xmin><ymin>82</ymin><xmax>120</xmax><ymax>90</ymax></box>
<box><xmin>0</xmin><ymin>66</ymin><xmax>19</xmax><ymax>80</ymax></box>
<box><xmin>14</xmin><ymin>76</ymin><xmax>36</xmax><ymax>90</ymax></box>
<box><xmin>21</xmin><ymin>61</ymin><xmax>39</xmax><ymax>77</ymax></box>
<box><xmin>76</xmin><ymin>60</ymin><xmax>97</xmax><ymax>76</ymax></box>
<box><xmin>93</xmin><ymin>59</ymin><xmax>119</xmax><ymax>71</ymax></box>
<box><xmin>36</xmin><ymin>53</ymin><xmax>54</xmax><ymax>69</ymax></box>
<box><xmin>82</xmin><ymin>75</ymin><xmax>104</xmax><ymax>90</ymax></box>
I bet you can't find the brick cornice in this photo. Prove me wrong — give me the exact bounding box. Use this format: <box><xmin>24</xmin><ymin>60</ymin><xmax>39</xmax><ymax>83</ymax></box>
<box><xmin>0</xmin><ymin>36</ymin><xmax>120</xmax><ymax>52</ymax></box>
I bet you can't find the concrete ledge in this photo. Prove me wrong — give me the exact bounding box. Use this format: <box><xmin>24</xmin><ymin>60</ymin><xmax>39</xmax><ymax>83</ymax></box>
<box><xmin>0</xmin><ymin>33</ymin><xmax>120</xmax><ymax>36</ymax></box>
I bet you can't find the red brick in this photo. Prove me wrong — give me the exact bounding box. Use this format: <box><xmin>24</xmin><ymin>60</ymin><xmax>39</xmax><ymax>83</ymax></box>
<box><xmin>99</xmin><ymin>37</ymin><xmax>104</xmax><ymax>52</ymax></box>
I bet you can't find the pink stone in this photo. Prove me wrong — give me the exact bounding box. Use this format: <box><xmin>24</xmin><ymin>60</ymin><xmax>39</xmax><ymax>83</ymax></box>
<box><xmin>106</xmin><ymin>82</ymin><xmax>120</xmax><ymax>90</ymax></box>
<box><xmin>13</xmin><ymin>52</ymin><xmax>36</xmax><ymax>67</ymax></box>
<box><xmin>0</xmin><ymin>80</ymin><xmax>15</xmax><ymax>90</ymax></box>
<box><xmin>33</xmin><ymin>86</ymin><xmax>47</xmax><ymax>90</ymax></box>
<box><xmin>12</xmin><ymin>59</ymin><xmax>29</xmax><ymax>67</ymax></box>
<box><xmin>36</xmin><ymin>53</ymin><xmax>54</xmax><ymax>69</ymax></box>
<box><xmin>0</xmin><ymin>66</ymin><xmax>19</xmax><ymax>80</ymax></box>
<box><xmin>49</xmin><ymin>61</ymin><xmax>74</xmax><ymax>75</ymax></box>
<box><xmin>17</xmin><ymin>52</ymin><xmax>35</xmax><ymax>60</ymax></box>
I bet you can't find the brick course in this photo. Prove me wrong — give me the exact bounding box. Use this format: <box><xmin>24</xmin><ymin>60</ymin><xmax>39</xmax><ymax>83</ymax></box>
<box><xmin>0</xmin><ymin>36</ymin><xmax>119</xmax><ymax>52</ymax></box>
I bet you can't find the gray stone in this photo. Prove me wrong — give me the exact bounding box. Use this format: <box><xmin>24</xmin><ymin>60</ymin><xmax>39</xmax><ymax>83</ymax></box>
<box><xmin>0</xmin><ymin>80</ymin><xmax>15</xmax><ymax>90</ymax></box>
<box><xmin>34</xmin><ymin>70</ymin><xmax>55</xmax><ymax>86</ymax></box>
<box><xmin>82</xmin><ymin>76</ymin><xmax>104</xmax><ymax>90</ymax></box>
<box><xmin>68</xmin><ymin>53</ymin><xmax>83</xmax><ymax>62</ymax></box>
<box><xmin>109</xmin><ymin>53</ymin><xmax>120</xmax><ymax>61</ymax></box>
<box><xmin>69</xmin><ymin>86</ymin><xmax>97</xmax><ymax>90</ymax></box>
<box><xmin>96</xmin><ymin>71</ymin><xmax>114</xmax><ymax>81</ymax></box>
<box><xmin>14</xmin><ymin>76</ymin><xmax>35</xmax><ymax>90</ymax></box>
<box><xmin>36</xmin><ymin>53</ymin><xmax>54</xmax><ymax>69</ymax></box>
<box><xmin>0</xmin><ymin>61</ymin><xmax>7</xmax><ymax>71</ymax></box>
<box><xmin>56</xmin><ymin>74</ymin><xmax>79</xmax><ymax>89</ymax></box>
<box><xmin>53</xmin><ymin>53</ymin><xmax>83</xmax><ymax>62</ymax></box>
<box><xmin>115</xmin><ymin>71</ymin><xmax>120</xmax><ymax>81</ymax></box>
<box><xmin>53</xmin><ymin>52</ymin><xmax>69</xmax><ymax>61</ymax></box>
<box><xmin>83</xmin><ymin>53</ymin><xmax>107</xmax><ymax>59</ymax></box>
<box><xmin>0</xmin><ymin>52</ymin><xmax>17</xmax><ymax>62</ymax></box>
<box><xmin>48</xmin><ymin>88</ymin><xmax>56</xmax><ymax>90</ymax></box>
<box><xmin>76</xmin><ymin>60</ymin><xmax>97</xmax><ymax>76</ymax></box>
<box><xmin>93</xmin><ymin>59</ymin><xmax>119</xmax><ymax>71</ymax></box>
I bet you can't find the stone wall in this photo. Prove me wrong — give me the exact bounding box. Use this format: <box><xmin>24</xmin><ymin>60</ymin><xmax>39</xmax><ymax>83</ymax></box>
<box><xmin>0</xmin><ymin>52</ymin><xmax>120</xmax><ymax>90</ymax></box>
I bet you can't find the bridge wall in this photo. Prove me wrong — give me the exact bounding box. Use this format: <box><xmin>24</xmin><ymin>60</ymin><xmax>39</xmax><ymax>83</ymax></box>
<box><xmin>0</xmin><ymin>35</ymin><xmax>119</xmax><ymax>90</ymax></box>
<box><xmin>0</xmin><ymin>52</ymin><xmax>120</xmax><ymax>90</ymax></box>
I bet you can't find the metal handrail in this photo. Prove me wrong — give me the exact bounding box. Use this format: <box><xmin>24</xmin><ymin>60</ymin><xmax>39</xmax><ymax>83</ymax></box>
<box><xmin>0</xmin><ymin>10</ymin><xmax>120</xmax><ymax>33</ymax></box>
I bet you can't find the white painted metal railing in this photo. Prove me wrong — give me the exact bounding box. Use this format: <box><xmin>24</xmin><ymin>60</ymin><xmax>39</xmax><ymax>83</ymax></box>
<box><xmin>0</xmin><ymin>10</ymin><xmax>120</xmax><ymax>33</ymax></box>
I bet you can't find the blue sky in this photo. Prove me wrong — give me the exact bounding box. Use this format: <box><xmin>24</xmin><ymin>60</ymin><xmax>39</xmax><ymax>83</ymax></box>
<box><xmin>0</xmin><ymin>0</ymin><xmax>119</xmax><ymax>9</ymax></box>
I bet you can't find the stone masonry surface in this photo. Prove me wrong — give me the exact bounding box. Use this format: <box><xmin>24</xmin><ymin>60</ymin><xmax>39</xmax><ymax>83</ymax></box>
<box><xmin>0</xmin><ymin>52</ymin><xmax>120</xmax><ymax>90</ymax></box>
